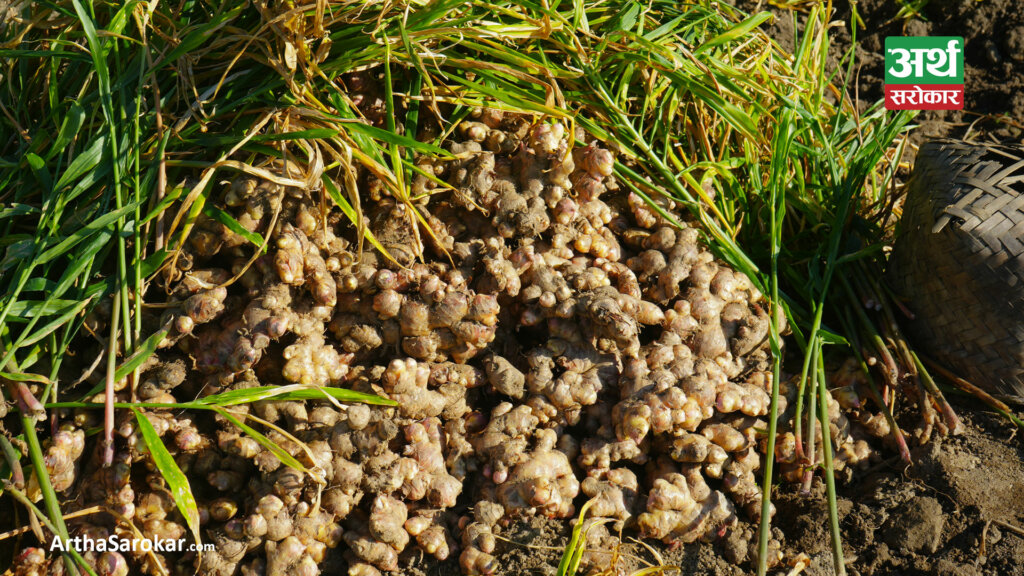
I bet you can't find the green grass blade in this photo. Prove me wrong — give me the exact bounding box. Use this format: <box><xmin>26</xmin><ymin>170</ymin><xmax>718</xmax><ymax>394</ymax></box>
<box><xmin>4</xmin><ymin>483</ymin><xmax>96</xmax><ymax>575</ymax></box>
<box><xmin>20</xmin><ymin>411</ymin><xmax>77</xmax><ymax>575</ymax></box>
<box><xmin>202</xmin><ymin>205</ymin><xmax>266</xmax><ymax>250</ymax></box>
<box><xmin>36</xmin><ymin>201</ymin><xmax>140</xmax><ymax>266</ymax></box>
<box><xmin>695</xmin><ymin>11</ymin><xmax>772</xmax><ymax>54</ymax></box>
<box><xmin>322</xmin><ymin>175</ymin><xmax>396</xmax><ymax>263</ymax></box>
<box><xmin>47</xmin><ymin>103</ymin><xmax>86</xmax><ymax>161</ymax></box>
<box><xmin>17</xmin><ymin>299</ymin><xmax>91</xmax><ymax>347</ymax></box>
<box><xmin>196</xmin><ymin>384</ymin><xmax>397</xmax><ymax>408</ymax></box>
<box><xmin>340</xmin><ymin>122</ymin><xmax>454</xmax><ymax>159</ymax></box>
<box><xmin>556</xmin><ymin>499</ymin><xmax>594</xmax><ymax>576</ymax></box>
<box><xmin>77</xmin><ymin>329</ymin><xmax>169</xmax><ymax>399</ymax></box>
<box><xmin>114</xmin><ymin>329</ymin><xmax>168</xmax><ymax>383</ymax></box>
<box><xmin>132</xmin><ymin>409</ymin><xmax>203</xmax><ymax>554</ymax></box>
<box><xmin>0</xmin><ymin>371</ymin><xmax>51</xmax><ymax>385</ymax></box>
<box><xmin>214</xmin><ymin>408</ymin><xmax>310</xmax><ymax>474</ymax></box>
<box><xmin>816</xmin><ymin>353</ymin><xmax>846</xmax><ymax>576</ymax></box>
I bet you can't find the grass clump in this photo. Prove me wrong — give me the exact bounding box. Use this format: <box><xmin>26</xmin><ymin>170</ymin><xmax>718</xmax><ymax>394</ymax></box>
<box><xmin>0</xmin><ymin>1</ymin><xmax>927</xmax><ymax>576</ymax></box>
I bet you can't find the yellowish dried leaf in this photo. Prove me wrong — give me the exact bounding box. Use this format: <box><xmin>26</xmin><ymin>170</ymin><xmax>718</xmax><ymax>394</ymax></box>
<box><xmin>284</xmin><ymin>40</ymin><xmax>298</xmax><ymax>72</ymax></box>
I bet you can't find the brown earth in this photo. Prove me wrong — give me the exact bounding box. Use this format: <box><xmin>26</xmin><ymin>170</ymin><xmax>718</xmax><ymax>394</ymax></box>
<box><xmin>748</xmin><ymin>0</ymin><xmax>1024</xmax><ymax>143</ymax></box>
<box><xmin>833</xmin><ymin>0</ymin><xmax>1024</xmax><ymax>144</ymax></box>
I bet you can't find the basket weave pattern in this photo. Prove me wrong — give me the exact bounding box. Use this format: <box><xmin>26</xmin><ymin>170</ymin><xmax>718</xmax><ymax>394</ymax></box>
<box><xmin>888</xmin><ymin>139</ymin><xmax>1024</xmax><ymax>401</ymax></box>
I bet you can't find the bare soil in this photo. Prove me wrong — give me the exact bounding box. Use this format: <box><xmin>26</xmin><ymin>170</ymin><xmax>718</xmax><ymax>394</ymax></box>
<box><xmin>750</xmin><ymin>0</ymin><xmax>1024</xmax><ymax>143</ymax></box>
<box><xmin>834</xmin><ymin>0</ymin><xmax>1024</xmax><ymax>143</ymax></box>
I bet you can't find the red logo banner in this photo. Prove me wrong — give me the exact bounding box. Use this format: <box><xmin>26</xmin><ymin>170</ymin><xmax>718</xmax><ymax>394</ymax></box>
<box><xmin>884</xmin><ymin>84</ymin><xmax>964</xmax><ymax>110</ymax></box>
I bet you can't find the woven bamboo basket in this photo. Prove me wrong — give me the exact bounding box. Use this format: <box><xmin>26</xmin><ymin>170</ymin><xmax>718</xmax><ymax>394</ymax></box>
<box><xmin>888</xmin><ymin>139</ymin><xmax>1024</xmax><ymax>402</ymax></box>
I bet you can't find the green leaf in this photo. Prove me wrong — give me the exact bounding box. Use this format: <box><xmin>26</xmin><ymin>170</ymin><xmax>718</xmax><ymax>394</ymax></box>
<box><xmin>48</xmin><ymin>103</ymin><xmax>86</xmax><ymax>161</ymax></box>
<box><xmin>196</xmin><ymin>384</ymin><xmax>397</xmax><ymax>407</ymax></box>
<box><xmin>202</xmin><ymin>205</ymin><xmax>265</xmax><ymax>250</ymax></box>
<box><xmin>444</xmin><ymin>73</ymin><xmax>566</xmax><ymax>118</ymax></box>
<box><xmin>108</xmin><ymin>0</ymin><xmax>142</xmax><ymax>37</ymax></box>
<box><xmin>3</xmin><ymin>299</ymin><xmax>83</xmax><ymax>320</ymax></box>
<box><xmin>556</xmin><ymin>499</ymin><xmax>594</xmax><ymax>576</ymax></box>
<box><xmin>327</xmin><ymin>93</ymin><xmax>387</xmax><ymax>166</ymax></box>
<box><xmin>18</xmin><ymin>299</ymin><xmax>91</xmax><ymax>347</ymax></box>
<box><xmin>192</xmin><ymin>128</ymin><xmax>341</xmax><ymax>147</ymax></box>
<box><xmin>142</xmin><ymin>181</ymin><xmax>187</xmax><ymax>225</ymax></box>
<box><xmin>132</xmin><ymin>409</ymin><xmax>202</xmax><ymax>553</ymax></box>
<box><xmin>68</xmin><ymin>0</ymin><xmax>112</xmax><ymax>120</ymax></box>
<box><xmin>0</xmin><ymin>371</ymin><xmax>51</xmax><ymax>385</ymax></box>
<box><xmin>0</xmin><ymin>239</ymin><xmax>35</xmax><ymax>275</ymax></box>
<box><xmin>252</xmin><ymin>128</ymin><xmax>339</xmax><ymax>142</ymax></box>
<box><xmin>36</xmin><ymin>201</ymin><xmax>139</xmax><ymax>266</ymax></box>
<box><xmin>322</xmin><ymin>175</ymin><xmax>395</xmax><ymax>262</ymax></box>
<box><xmin>53</xmin><ymin>132</ymin><xmax>106</xmax><ymax>190</ymax></box>
<box><xmin>114</xmin><ymin>329</ymin><xmax>169</xmax><ymax>384</ymax></box>
<box><xmin>47</xmin><ymin>227</ymin><xmax>113</xmax><ymax>302</ymax></box>
<box><xmin>0</xmin><ymin>204</ymin><xmax>40</xmax><ymax>220</ymax></box>
<box><xmin>696</xmin><ymin>12</ymin><xmax>773</xmax><ymax>54</ymax></box>
<box><xmin>0</xmin><ymin>49</ymin><xmax>90</xmax><ymax>62</ymax></box>
<box><xmin>79</xmin><ymin>328</ymin><xmax>171</xmax><ymax>401</ymax></box>
<box><xmin>153</xmin><ymin>4</ymin><xmax>245</xmax><ymax>68</ymax></box>
<box><xmin>214</xmin><ymin>408</ymin><xmax>310</xmax><ymax>473</ymax></box>
<box><xmin>817</xmin><ymin>328</ymin><xmax>849</xmax><ymax>346</ymax></box>
<box><xmin>25</xmin><ymin>153</ymin><xmax>52</xmax><ymax>196</ymax></box>
<box><xmin>22</xmin><ymin>278</ymin><xmax>56</xmax><ymax>293</ymax></box>
<box><xmin>340</xmin><ymin>121</ymin><xmax>454</xmax><ymax>159</ymax></box>
<box><xmin>139</xmin><ymin>249</ymin><xmax>171</xmax><ymax>277</ymax></box>
<box><xmin>610</xmin><ymin>1</ymin><xmax>642</xmax><ymax>32</ymax></box>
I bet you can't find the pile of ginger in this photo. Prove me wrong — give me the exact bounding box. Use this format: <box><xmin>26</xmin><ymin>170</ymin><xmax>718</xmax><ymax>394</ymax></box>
<box><xmin>14</xmin><ymin>93</ymin><xmax>889</xmax><ymax>576</ymax></box>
